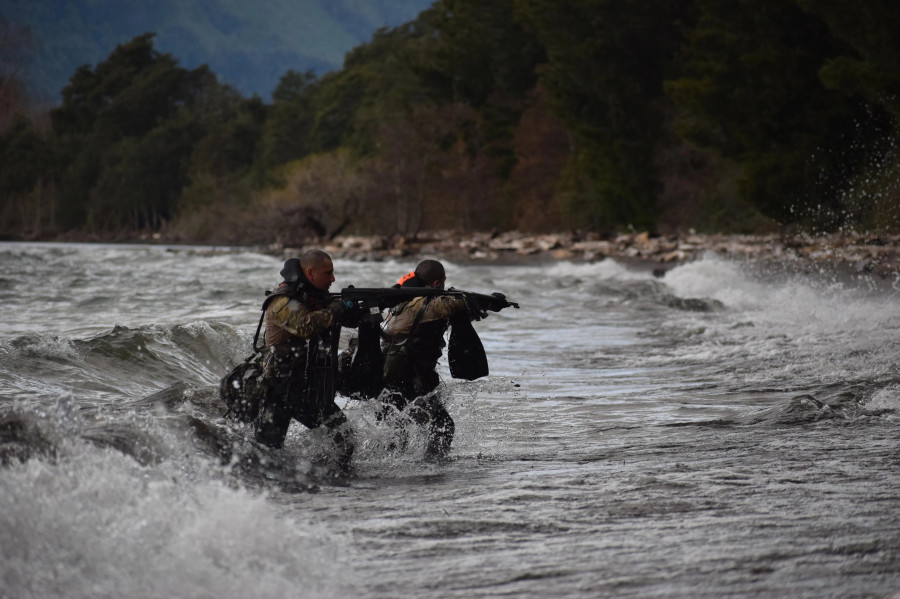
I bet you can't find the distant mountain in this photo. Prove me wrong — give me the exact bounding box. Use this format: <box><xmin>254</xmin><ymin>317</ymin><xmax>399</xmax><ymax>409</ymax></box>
<box><xmin>2</xmin><ymin>0</ymin><xmax>435</xmax><ymax>103</ymax></box>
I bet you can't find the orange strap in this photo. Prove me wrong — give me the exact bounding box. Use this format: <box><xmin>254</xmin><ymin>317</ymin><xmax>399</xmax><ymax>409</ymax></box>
<box><xmin>397</xmin><ymin>271</ymin><xmax>417</xmax><ymax>286</ymax></box>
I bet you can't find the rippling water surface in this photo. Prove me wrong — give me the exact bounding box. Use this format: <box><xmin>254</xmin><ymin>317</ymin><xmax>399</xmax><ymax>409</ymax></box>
<box><xmin>1</xmin><ymin>242</ymin><xmax>899</xmax><ymax>598</ymax></box>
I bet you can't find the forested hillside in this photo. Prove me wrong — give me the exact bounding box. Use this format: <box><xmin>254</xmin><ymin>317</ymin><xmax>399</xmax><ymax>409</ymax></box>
<box><xmin>1</xmin><ymin>0</ymin><xmax>434</xmax><ymax>101</ymax></box>
<box><xmin>2</xmin><ymin>0</ymin><xmax>899</xmax><ymax>245</ymax></box>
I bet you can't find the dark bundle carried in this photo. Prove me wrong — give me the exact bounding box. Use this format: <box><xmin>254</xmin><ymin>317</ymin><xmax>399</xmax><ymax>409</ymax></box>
<box><xmin>219</xmin><ymin>351</ymin><xmax>267</xmax><ymax>422</ymax></box>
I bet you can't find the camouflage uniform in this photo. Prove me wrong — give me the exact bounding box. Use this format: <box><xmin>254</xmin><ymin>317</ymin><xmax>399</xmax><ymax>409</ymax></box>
<box><xmin>255</xmin><ymin>289</ymin><xmax>353</xmax><ymax>469</ymax></box>
<box><xmin>382</xmin><ymin>295</ymin><xmax>468</xmax><ymax>458</ymax></box>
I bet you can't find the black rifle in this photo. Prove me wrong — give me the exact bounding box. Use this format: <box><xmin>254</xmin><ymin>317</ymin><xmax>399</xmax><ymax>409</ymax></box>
<box><xmin>334</xmin><ymin>286</ymin><xmax>518</xmax><ymax>398</ymax></box>
<box><xmin>446</xmin><ymin>287</ymin><xmax>519</xmax><ymax>319</ymax></box>
<box><xmin>333</xmin><ymin>286</ymin><xmax>518</xmax><ymax>323</ymax></box>
<box><xmin>333</xmin><ymin>286</ymin><xmax>453</xmax><ymax>324</ymax></box>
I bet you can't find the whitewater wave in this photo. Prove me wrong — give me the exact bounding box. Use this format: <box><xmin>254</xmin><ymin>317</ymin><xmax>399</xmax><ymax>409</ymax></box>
<box><xmin>0</xmin><ymin>442</ymin><xmax>356</xmax><ymax>599</ymax></box>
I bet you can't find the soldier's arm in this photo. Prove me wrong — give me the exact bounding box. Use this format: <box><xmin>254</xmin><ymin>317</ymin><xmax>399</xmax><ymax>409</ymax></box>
<box><xmin>269</xmin><ymin>296</ymin><xmax>337</xmax><ymax>338</ymax></box>
<box><xmin>423</xmin><ymin>295</ymin><xmax>468</xmax><ymax>322</ymax></box>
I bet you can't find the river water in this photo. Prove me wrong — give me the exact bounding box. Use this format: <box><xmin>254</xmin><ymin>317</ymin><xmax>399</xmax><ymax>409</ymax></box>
<box><xmin>1</xmin><ymin>242</ymin><xmax>898</xmax><ymax>598</ymax></box>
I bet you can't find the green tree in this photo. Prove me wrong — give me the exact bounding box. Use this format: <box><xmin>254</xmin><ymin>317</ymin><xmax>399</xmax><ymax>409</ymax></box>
<box><xmin>259</xmin><ymin>69</ymin><xmax>318</xmax><ymax>170</ymax></box>
<box><xmin>516</xmin><ymin>0</ymin><xmax>689</xmax><ymax>231</ymax></box>
<box><xmin>0</xmin><ymin>116</ymin><xmax>56</xmax><ymax>235</ymax></box>
<box><xmin>185</xmin><ymin>83</ymin><xmax>265</xmax><ymax>186</ymax></box>
<box><xmin>257</xmin><ymin>3</ymin><xmax>545</xmax><ymax>234</ymax></box>
<box><xmin>90</xmin><ymin>115</ymin><xmax>200</xmax><ymax>230</ymax></box>
<box><xmin>177</xmin><ymin>90</ymin><xmax>267</xmax><ymax>236</ymax></box>
<box><xmin>52</xmin><ymin>33</ymin><xmax>190</xmax><ymax>140</ymax></box>
<box><xmin>0</xmin><ymin>117</ymin><xmax>50</xmax><ymax>193</ymax></box>
<box><xmin>306</xmin><ymin>23</ymin><xmax>433</xmax><ymax>156</ymax></box>
<box><xmin>49</xmin><ymin>33</ymin><xmax>241</xmax><ymax>232</ymax></box>
<box><xmin>417</xmin><ymin>0</ymin><xmax>545</xmax><ymax>175</ymax></box>
<box><xmin>665</xmin><ymin>0</ymin><xmax>883</xmax><ymax>229</ymax></box>
<box><xmin>797</xmin><ymin>0</ymin><xmax>900</xmax><ymax>231</ymax></box>
<box><xmin>0</xmin><ymin>19</ymin><xmax>41</xmax><ymax>132</ymax></box>
<box><xmin>800</xmin><ymin>0</ymin><xmax>900</xmax><ymax>121</ymax></box>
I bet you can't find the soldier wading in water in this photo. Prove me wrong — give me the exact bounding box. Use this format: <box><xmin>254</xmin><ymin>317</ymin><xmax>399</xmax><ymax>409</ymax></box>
<box><xmin>255</xmin><ymin>249</ymin><xmax>358</xmax><ymax>472</ymax></box>
<box><xmin>381</xmin><ymin>259</ymin><xmax>501</xmax><ymax>460</ymax></box>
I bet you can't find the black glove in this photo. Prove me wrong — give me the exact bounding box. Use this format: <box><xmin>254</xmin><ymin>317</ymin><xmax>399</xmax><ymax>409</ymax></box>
<box><xmin>328</xmin><ymin>299</ymin><xmax>355</xmax><ymax>318</ymax></box>
<box><xmin>487</xmin><ymin>292</ymin><xmax>511</xmax><ymax>311</ymax></box>
<box><xmin>331</xmin><ymin>299</ymin><xmax>365</xmax><ymax>327</ymax></box>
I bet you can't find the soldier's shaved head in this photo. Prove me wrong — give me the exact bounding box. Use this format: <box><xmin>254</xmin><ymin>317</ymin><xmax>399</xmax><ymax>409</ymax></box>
<box><xmin>301</xmin><ymin>249</ymin><xmax>335</xmax><ymax>291</ymax></box>
<box><xmin>415</xmin><ymin>260</ymin><xmax>446</xmax><ymax>288</ymax></box>
<box><xmin>300</xmin><ymin>249</ymin><xmax>332</xmax><ymax>270</ymax></box>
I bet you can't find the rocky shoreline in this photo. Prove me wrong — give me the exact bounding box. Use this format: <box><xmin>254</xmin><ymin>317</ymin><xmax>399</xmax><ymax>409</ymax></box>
<box><xmin>270</xmin><ymin>230</ymin><xmax>900</xmax><ymax>278</ymax></box>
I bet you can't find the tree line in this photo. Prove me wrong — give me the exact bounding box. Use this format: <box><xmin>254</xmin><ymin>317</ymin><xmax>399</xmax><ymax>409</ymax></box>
<box><xmin>1</xmin><ymin>0</ymin><xmax>898</xmax><ymax>245</ymax></box>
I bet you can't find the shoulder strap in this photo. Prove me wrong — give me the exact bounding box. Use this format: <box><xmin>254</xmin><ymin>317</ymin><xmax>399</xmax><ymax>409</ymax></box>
<box><xmin>252</xmin><ymin>287</ymin><xmax>292</xmax><ymax>352</ymax></box>
<box><xmin>252</xmin><ymin>308</ymin><xmax>267</xmax><ymax>352</ymax></box>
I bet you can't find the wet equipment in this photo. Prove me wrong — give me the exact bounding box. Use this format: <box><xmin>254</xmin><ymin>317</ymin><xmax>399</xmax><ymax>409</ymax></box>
<box><xmin>339</xmin><ymin>286</ymin><xmax>518</xmax><ymax>398</ymax></box>
<box><xmin>219</xmin><ymin>285</ymin><xmax>474</xmax><ymax>416</ymax></box>
<box><xmin>448</xmin><ymin>313</ymin><xmax>489</xmax><ymax>380</ymax></box>
<box><xmin>219</xmin><ymin>350</ymin><xmax>266</xmax><ymax>422</ymax></box>
<box><xmin>220</xmin><ymin>285</ymin><xmax>518</xmax><ymax>414</ymax></box>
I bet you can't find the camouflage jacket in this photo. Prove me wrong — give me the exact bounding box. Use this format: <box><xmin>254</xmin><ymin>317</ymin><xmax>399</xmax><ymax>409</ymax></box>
<box><xmin>264</xmin><ymin>292</ymin><xmax>338</xmax><ymax>348</ymax></box>
<box><xmin>383</xmin><ymin>295</ymin><xmax>467</xmax><ymax>344</ymax></box>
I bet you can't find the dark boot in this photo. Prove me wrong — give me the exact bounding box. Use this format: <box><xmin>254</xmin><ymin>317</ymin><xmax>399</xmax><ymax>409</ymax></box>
<box><xmin>254</xmin><ymin>405</ymin><xmax>291</xmax><ymax>448</ymax></box>
<box><xmin>415</xmin><ymin>397</ymin><xmax>454</xmax><ymax>461</ymax></box>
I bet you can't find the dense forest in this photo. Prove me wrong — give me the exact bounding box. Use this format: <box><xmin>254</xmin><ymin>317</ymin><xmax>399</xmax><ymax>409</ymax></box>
<box><xmin>2</xmin><ymin>0</ymin><xmax>899</xmax><ymax>245</ymax></box>
<box><xmin>1</xmin><ymin>0</ymin><xmax>435</xmax><ymax>102</ymax></box>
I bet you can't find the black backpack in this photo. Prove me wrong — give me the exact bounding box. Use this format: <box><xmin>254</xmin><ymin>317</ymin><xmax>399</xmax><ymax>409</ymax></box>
<box><xmin>219</xmin><ymin>279</ymin><xmax>332</xmax><ymax>420</ymax></box>
<box><xmin>219</xmin><ymin>350</ymin><xmax>267</xmax><ymax>422</ymax></box>
<box><xmin>219</xmin><ymin>293</ymin><xmax>279</xmax><ymax>422</ymax></box>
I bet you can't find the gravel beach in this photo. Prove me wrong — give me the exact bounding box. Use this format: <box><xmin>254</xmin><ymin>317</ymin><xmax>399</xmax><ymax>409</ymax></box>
<box><xmin>268</xmin><ymin>230</ymin><xmax>900</xmax><ymax>279</ymax></box>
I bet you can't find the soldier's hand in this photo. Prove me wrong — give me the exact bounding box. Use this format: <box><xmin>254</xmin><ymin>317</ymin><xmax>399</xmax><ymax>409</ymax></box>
<box><xmin>328</xmin><ymin>299</ymin><xmax>355</xmax><ymax>318</ymax></box>
<box><xmin>343</xmin><ymin>303</ymin><xmax>366</xmax><ymax>327</ymax></box>
<box><xmin>487</xmin><ymin>292</ymin><xmax>512</xmax><ymax>311</ymax></box>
